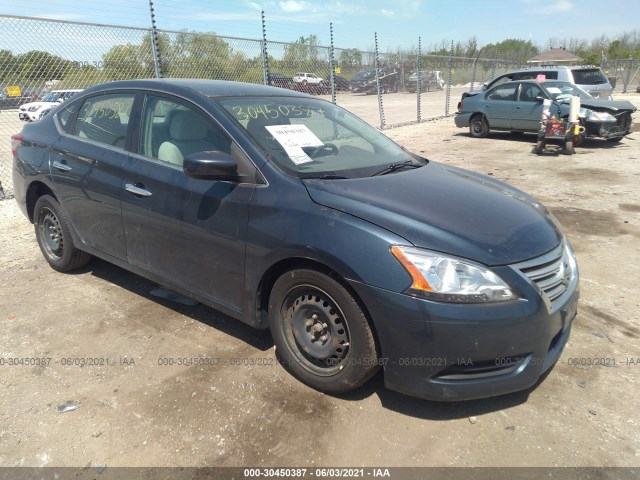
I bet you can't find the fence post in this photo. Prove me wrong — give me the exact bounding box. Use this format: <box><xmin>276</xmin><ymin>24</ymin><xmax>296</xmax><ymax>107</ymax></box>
<box><xmin>416</xmin><ymin>37</ymin><xmax>421</xmax><ymax>122</ymax></box>
<box><xmin>624</xmin><ymin>55</ymin><xmax>633</xmax><ymax>93</ymax></box>
<box><xmin>261</xmin><ymin>10</ymin><xmax>269</xmax><ymax>86</ymax></box>
<box><xmin>148</xmin><ymin>0</ymin><xmax>162</xmax><ymax>78</ymax></box>
<box><xmin>374</xmin><ymin>32</ymin><xmax>386</xmax><ymax>129</ymax></box>
<box><xmin>329</xmin><ymin>22</ymin><xmax>336</xmax><ymax>104</ymax></box>
<box><xmin>445</xmin><ymin>40</ymin><xmax>453</xmax><ymax>117</ymax></box>
<box><xmin>470</xmin><ymin>49</ymin><xmax>481</xmax><ymax>92</ymax></box>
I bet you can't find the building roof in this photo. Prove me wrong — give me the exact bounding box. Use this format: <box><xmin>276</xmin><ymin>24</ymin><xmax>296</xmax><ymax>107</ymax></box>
<box><xmin>528</xmin><ymin>48</ymin><xmax>583</xmax><ymax>65</ymax></box>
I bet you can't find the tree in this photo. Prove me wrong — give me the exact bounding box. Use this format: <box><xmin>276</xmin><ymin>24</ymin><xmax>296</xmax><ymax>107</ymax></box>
<box><xmin>282</xmin><ymin>35</ymin><xmax>323</xmax><ymax>69</ymax></box>
<box><xmin>482</xmin><ymin>39</ymin><xmax>539</xmax><ymax>63</ymax></box>
<box><xmin>339</xmin><ymin>48</ymin><xmax>362</xmax><ymax>68</ymax></box>
<box><xmin>166</xmin><ymin>31</ymin><xmax>233</xmax><ymax>78</ymax></box>
<box><xmin>16</xmin><ymin>51</ymin><xmax>73</xmax><ymax>81</ymax></box>
<box><xmin>0</xmin><ymin>50</ymin><xmax>19</xmax><ymax>83</ymax></box>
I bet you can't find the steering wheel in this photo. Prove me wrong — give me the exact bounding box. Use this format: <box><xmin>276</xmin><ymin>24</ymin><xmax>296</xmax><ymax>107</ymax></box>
<box><xmin>308</xmin><ymin>143</ymin><xmax>338</xmax><ymax>158</ymax></box>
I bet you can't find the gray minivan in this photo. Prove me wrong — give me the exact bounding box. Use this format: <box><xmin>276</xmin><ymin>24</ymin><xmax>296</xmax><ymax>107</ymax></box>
<box><xmin>484</xmin><ymin>65</ymin><xmax>614</xmax><ymax>99</ymax></box>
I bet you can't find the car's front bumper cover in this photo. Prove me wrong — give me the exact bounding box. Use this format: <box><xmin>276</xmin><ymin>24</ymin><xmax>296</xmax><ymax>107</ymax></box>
<box><xmin>348</xmin><ymin>260</ymin><xmax>579</xmax><ymax>401</ymax></box>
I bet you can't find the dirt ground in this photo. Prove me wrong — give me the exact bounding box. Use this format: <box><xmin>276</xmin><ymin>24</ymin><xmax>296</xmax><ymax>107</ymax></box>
<box><xmin>1</xmin><ymin>92</ymin><xmax>640</xmax><ymax>470</ymax></box>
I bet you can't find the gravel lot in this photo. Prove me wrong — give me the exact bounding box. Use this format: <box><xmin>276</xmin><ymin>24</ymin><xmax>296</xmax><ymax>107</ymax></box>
<box><xmin>1</xmin><ymin>90</ymin><xmax>639</xmax><ymax>469</ymax></box>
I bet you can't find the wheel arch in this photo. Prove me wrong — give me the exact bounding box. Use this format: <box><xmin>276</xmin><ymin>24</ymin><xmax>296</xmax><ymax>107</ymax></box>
<box><xmin>254</xmin><ymin>257</ymin><xmax>381</xmax><ymax>355</ymax></box>
<box><xmin>26</xmin><ymin>181</ymin><xmax>56</xmax><ymax>223</ymax></box>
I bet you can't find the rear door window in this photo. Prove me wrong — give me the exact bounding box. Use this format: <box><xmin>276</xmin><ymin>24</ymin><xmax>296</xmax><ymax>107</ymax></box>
<box><xmin>74</xmin><ymin>94</ymin><xmax>135</xmax><ymax>149</ymax></box>
<box><xmin>487</xmin><ymin>84</ymin><xmax>518</xmax><ymax>101</ymax></box>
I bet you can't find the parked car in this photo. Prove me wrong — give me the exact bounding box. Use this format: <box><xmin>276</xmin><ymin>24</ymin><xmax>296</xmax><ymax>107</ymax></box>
<box><xmin>455</xmin><ymin>80</ymin><xmax>636</xmax><ymax>142</ymax></box>
<box><xmin>0</xmin><ymin>86</ymin><xmax>38</xmax><ymax>110</ymax></box>
<box><xmin>268</xmin><ymin>73</ymin><xmax>292</xmax><ymax>89</ymax></box>
<box><xmin>19</xmin><ymin>89</ymin><xmax>82</xmax><ymax>121</ymax></box>
<box><xmin>292</xmin><ymin>72</ymin><xmax>323</xmax><ymax>84</ymax></box>
<box><xmin>406</xmin><ymin>71</ymin><xmax>445</xmax><ymax>92</ymax></box>
<box><xmin>332</xmin><ymin>75</ymin><xmax>351</xmax><ymax>91</ymax></box>
<box><xmin>290</xmin><ymin>79</ymin><xmax>330</xmax><ymax>95</ymax></box>
<box><xmin>12</xmin><ymin>79</ymin><xmax>579</xmax><ymax>401</ymax></box>
<box><xmin>351</xmin><ymin>68</ymin><xmax>399</xmax><ymax>94</ymax></box>
<box><xmin>484</xmin><ymin>65</ymin><xmax>614</xmax><ymax>99</ymax></box>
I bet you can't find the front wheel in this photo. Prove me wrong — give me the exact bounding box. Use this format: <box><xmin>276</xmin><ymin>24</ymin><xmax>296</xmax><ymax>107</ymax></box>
<box><xmin>34</xmin><ymin>195</ymin><xmax>91</xmax><ymax>272</ymax></box>
<box><xmin>469</xmin><ymin>115</ymin><xmax>489</xmax><ymax>138</ymax></box>
<box><xmin>269</xmin><ymin>269</ymin><xmax>379</xmax><ymax>394</ymax></box>
<box><xmin>564</xmin><ymin>140</ymin><xmax>574</xmax><ymax>155</ymax></box>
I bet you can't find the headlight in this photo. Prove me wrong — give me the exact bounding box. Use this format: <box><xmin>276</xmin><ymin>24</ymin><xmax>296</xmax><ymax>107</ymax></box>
<box><xmin>28</xmin><ymin>105</ymin><xmax>40</xmax><ymax>112</ymax></box>
<box><xmin>586</xmin><ymin>110</ymin><xmax>616</xmax><ymax>123</ymax></box>
<box><xmin>391</xmin><ymin>246</ymin><xmax>518</xmax><ymax>303</ymax></box>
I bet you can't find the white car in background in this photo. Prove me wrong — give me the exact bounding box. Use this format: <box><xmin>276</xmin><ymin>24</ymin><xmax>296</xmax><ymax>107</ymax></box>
<box><xmin>19</xmin><ymin>89</ymin><xmax>82</xmax><ymax>121</ymax></box>
<box><xmin>292</xmin><ymin>72</ymin><xmax>323</xmax><ymax>84</ymax></box>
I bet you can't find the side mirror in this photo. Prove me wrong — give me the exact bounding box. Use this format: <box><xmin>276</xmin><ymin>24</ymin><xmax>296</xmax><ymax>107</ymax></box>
<box><xmin>482</xmin><ymin>83</ymin><xmax>488</xmax><ymax>91</ymax></box>
<box><xmin>183</xmin><ymin>151</ymin><xmax>239</xmax><ymax>181</ymax></box>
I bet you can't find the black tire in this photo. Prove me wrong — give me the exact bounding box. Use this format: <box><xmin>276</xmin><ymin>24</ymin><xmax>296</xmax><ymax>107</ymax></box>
<box><xmin>469</xmin><ymin>115</ymin><xmax>489</xmax><ymax>138</ymax></box>
<box><xmin>34</xmin><ymin>195</ymin><xmax>91</xmax><ymax>272</ymax></box>
<box><xmin>564</xmin><ymin>140</ymin><xmax>574</xmax><ymax>155</ymax></box>
<box><xmin>269</xmin><ymin>268</ymin><xmax>379</xmax><ymax>394</ymax></box>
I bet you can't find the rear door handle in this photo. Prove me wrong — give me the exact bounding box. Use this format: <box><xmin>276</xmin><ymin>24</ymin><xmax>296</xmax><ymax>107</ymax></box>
<box><xmin>125</xmin><ymin>183</ymin><xmax>152</xmax><ymax>197</ymax></box>
<box><xmin>52</xmin><ymin>160</ymin><xmax>72</xmax><ymax>172</ymax></box>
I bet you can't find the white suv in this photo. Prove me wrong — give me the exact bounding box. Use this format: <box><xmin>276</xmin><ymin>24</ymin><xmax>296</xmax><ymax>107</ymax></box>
<box><xmin>19</xmin><ymin>89</ymin><xmax>82</xmax><ymax>121</ymax></box>
<box><xmin>292</xmin><ymin>72</ymin><xmax>323</xmax><ymax>84</ymax></box>
<box><xmin>484</xmin><ymin>66</ymin><xmax>614</xmax><ymax>99</ymax></box>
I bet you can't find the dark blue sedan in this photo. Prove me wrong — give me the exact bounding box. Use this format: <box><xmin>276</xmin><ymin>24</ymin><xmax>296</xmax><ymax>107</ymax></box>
<box><xmin>11</xmin><ymin>79</ymin><xmax>579</xmax><ymax>400</ymax></box>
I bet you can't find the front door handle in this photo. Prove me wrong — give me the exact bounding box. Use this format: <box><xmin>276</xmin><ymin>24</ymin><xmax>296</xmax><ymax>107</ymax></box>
<box><xmin>125</xmin><ymin>183</ymin><xmax>152</xmax><ymax>197</ymax></box>
<box><xmin>52</xmin><ymin>160</ymin><xmax>72</xmax><ymax>172</ymax></box>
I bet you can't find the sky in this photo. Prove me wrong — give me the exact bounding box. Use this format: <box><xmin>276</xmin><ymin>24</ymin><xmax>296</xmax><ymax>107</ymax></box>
<box><xmin>1</xmin><ymin>0</ymin><xmax>639</xmax><ymax>58</ymax></box>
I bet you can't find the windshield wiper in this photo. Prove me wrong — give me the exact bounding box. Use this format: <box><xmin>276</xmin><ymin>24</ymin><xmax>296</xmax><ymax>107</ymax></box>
<box><xmin>305</xmin><ymin>174</ymin><xmax>350</xmax><ymax>180</ymax></box>
<box><xmin>372</xmin><ymin>160</ymin><xmax>422</xmax><ymax>176</ymax></box>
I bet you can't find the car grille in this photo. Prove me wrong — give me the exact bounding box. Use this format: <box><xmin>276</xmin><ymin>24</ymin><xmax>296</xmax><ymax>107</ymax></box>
<box><xmin>512</xmin><ymin>243</ymin><xmax>573</xmax><ymax>305</ymax></box>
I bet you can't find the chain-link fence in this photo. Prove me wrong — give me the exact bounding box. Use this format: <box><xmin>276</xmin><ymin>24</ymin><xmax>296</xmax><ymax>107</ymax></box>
<box><xmin>2</xmin><ymin>13</ymin><xmax>638</xmax><ymax>199</ymax></box>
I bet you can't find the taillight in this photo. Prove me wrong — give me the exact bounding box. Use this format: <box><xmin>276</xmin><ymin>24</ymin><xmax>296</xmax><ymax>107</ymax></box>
<box><xmin>457</xmin><ymin>101</ymin><xmax>463</xmax><ymax>110</ymax></box>
<box><xmin>11</xmin><ymin>134</ymin><xmax>23</xmax><ymax>158</ymax></box>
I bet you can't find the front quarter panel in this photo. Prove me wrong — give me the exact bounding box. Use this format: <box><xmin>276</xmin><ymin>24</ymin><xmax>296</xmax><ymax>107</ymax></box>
<box><xmin>243</xmin><ymin>171</ymin><xmax>413</xmax><ymax>328</ymax></box>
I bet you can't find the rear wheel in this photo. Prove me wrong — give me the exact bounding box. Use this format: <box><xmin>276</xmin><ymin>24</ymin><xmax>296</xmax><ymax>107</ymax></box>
<box><xmin>469</xmin><ymin>115</ymin><xmax>489</xmax><ymax>138</ymax></box>
<box><xmin>534</xmin><ymin>139</ymin><xmax>546</xmax><ymax>154</ymax></box>
<box><xmin>34</xmin><ymin>195</ymin><xmax>91</xmax><ymax>272</ymax></box>
<box><xmin>269</xmin><ymin>269</ymin><xmax>379</xmax><ymax>394</ymax></box>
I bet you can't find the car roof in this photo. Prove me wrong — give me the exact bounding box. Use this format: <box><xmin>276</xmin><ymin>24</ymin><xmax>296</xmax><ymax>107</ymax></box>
<box><xmin>79</xmin><ymin>78</ymin><xmax>309</xmax><ymax>99</ymax></box>
<box><xmin>507</xmin><ymin>65</ymin><xmax>600</xmax><ymax>73</ymax></box>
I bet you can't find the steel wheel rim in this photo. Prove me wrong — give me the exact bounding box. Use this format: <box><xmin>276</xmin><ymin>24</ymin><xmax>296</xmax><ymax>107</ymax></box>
<box><xmin>279</xmin><ymin>285</ymin><xmax>351</xmax><ymax>376</ymax></box>
<box><xmin>472</xmin><ymin>119</ymin><xmax>483</xmax><ymax>134</ymax></box>
<box><xmin>38</xmin><ymin>207</ymin><xmax>63</xmax><ymax>261</ymax></box>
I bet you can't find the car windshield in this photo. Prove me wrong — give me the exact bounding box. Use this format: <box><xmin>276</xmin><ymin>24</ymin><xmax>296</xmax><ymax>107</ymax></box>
<box><xmin>216</xmin><ymin>96</ymin><xmax>422</xmax><ymax>179</ymax></box>
<box><xmin>41</xmin><ymin>92</ymin><xmax>60</xmax><ymax>102</ymax></box>
<box><xmin>541</xmin><ymin>81</ymin><xmax>593</xmax><ymax>101</ymax></box>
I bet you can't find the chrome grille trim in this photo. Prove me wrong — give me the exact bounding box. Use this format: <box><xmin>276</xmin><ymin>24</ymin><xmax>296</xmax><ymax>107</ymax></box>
<box><xmin>511</xmin><ymin>242</ymin><xmax>575</xmax><ymax>307</ymax></box>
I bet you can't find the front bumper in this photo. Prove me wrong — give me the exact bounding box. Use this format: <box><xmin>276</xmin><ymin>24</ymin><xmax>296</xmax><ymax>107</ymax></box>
<box><xmin>348</xmin><ymin>261</ymin><xmax>579</xmax><ymax>401</ymax></box>
<box><xmin>18</xmin><ymin>111</ymin><xmax>38</xmax><ymax>121</ymax></box>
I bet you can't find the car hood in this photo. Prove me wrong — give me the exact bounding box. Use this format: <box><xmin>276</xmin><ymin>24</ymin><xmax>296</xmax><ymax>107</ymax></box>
<box><xmin>302</xmin><ymin>163</ymin><xmax>562</xmax><ymax>266</ymax></box>
<box><xmin>19</xmin><ymin>101</ymin><xmax>58</xmax><ymax>110</ymax></box>
<box><xmin>578</xmin><ymin>98</ymin><xmax>636</xmax><ymax>112</ymax></box>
